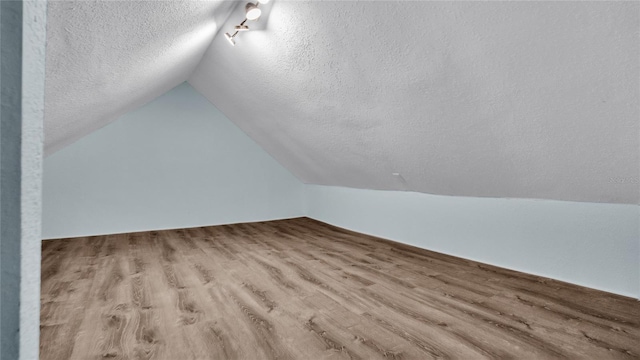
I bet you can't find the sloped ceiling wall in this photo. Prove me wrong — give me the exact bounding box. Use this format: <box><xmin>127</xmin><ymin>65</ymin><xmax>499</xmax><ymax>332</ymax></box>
<box><xmin>44</xmin><ymin>0</ymin><xmax>234</xmax><ymax>154</ymax></box>
<box><xmin>190</xmin><ymin>1</ymin><xmax>639</xmax><ymax>204</ymax></box>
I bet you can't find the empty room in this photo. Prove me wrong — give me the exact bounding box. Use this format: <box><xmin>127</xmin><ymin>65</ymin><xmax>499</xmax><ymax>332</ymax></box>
<box><xmin>1</xmin><ymin>0</ymin><xmax>639</xmax><ymax>359</ymax></box>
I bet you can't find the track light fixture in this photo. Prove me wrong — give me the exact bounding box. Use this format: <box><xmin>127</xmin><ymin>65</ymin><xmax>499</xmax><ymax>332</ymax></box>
<box><xmin>224</xmin><ymin>32</ymin><xmax>236</xmax><ymax>46</ymax></box>
<box><xmin>245</xmin><ymin>2</ymin><xmax>261</xmax><ymax>21</ymax></box>
<box><xmin>224</xmin><ymin>0</ymin><xmax>270</xmax><ymax>47</ymax></box>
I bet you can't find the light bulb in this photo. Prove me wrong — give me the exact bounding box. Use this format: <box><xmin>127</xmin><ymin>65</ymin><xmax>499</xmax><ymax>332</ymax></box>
<box><xmin>245</xmin><ymin>2</ymin><xmax>261</xmax><ymax>21</ymax></box>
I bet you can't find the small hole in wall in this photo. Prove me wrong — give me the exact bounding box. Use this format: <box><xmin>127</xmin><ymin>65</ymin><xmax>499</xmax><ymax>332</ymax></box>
<box><xmin>392</xmin><ymin>173</ymin><xmax>409</xmax><ymax>191</ymax></box>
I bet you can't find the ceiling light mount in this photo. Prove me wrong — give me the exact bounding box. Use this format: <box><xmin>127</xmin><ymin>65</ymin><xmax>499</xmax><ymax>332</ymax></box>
<box><xmin>224</xmin><ymin>0</ymin><xmax>270</xmax><ymax>47</ymax></box>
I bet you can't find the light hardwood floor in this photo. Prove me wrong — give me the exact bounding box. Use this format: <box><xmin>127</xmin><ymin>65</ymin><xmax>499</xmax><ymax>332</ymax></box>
<box><xmin>41</xmin><ymin>218</ymin><xmax>639</xmax><ymax>359</ymax></box>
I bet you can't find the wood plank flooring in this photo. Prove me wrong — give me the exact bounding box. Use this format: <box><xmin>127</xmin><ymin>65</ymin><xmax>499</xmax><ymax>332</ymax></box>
<box><xmin>41</xmin><ymin>217</ymin><xmax>640</xmax><ymax>359</ymax></box>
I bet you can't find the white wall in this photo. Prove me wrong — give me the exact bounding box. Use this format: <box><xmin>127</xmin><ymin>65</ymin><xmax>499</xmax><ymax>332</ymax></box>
<box><xmin>42</xmin><ymin>83</ymin><xmax>304</xmax><ymax>239</ymax></box>
<box><xmin>19</xmin><ymin>3</ymin><xmax>47</xmax><ymax>358</ymax></box>
<box><xmin>1</xmin><ymin>1</ymin><xmax>47</xmax><ymax>359</ymax></box>
<box><xmin>306</xmin><ymin>185</ymin><xmax>640</xmax><ymax>298</ymax></box>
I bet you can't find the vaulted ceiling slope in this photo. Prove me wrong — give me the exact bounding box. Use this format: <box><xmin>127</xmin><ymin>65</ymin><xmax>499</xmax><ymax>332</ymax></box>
<box><xmin>44</xmin><ymin>0</ymin><xmax>234</xmax><ymax>154</ymax></box>
<box><xmin>190</xmin><ymin>1</ymin><xmax>639</xmax><ymax>204</ymax></box>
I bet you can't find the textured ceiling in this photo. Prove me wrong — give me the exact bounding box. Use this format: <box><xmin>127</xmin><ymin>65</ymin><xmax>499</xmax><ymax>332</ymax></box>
<box><xmin>190</xmin><ymin>1</ymin><xmax>639</xmax><ymax>204</ymax></box>
<box><xmin>44</xmin><ymin>0</ymin><xmax>234</xmax><ymax>154</ymax></box>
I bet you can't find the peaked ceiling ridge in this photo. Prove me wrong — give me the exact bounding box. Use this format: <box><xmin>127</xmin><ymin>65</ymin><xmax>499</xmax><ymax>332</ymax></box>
<box><xmin>44</xmin><ymin>1</ymin><xmax>238</xmax><ymax>155</ymax></box>
<box><xmin>185</xmin><ymin>1</ymin><xmax>241</xmax><ymax>82</ymax></box>
<box><xmin>184</xmin><ymin>2</ymin><xmax>307</xmax><ymax>184</ymax></box>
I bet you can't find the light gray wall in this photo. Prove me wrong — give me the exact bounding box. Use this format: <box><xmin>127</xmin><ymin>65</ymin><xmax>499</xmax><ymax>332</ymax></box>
<box><xmin>1</xmin><ymin>2</ymin><xmax>24</xmax><ymax>357</ymax></box>
<box><xmin>306</xmin><ymin>185</ymin><xmax>640</xmax><ymax>298</ymax></box>
<box><xmin>20</xmin><ymin>3</ymin><xmax>46</xmax><ymax>358</ymax></box>
<box><xmin>1</xmin><ymin>1</ymin><xmax>46</xmax><ymax>359</ymax></box>
<box><xmin>42</xmin><ymin>82</ymin><xmax>304</xmax><ymax>239</ymax></box>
